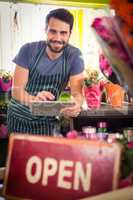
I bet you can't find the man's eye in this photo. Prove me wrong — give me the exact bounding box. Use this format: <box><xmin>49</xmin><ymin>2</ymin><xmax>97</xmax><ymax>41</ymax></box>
<box><xmin>50</xmin><ymin>30</ymin><xmax>56</xmax><ymax>34</ymax></box>
<box><xmin>61</xmin><ymin>32</ymin><xmax>67</xmax><ymax>35</ymax></box>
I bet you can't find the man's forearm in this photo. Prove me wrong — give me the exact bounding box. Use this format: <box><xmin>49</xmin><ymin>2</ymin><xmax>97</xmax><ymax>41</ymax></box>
<box><xmin>12</xmin><ymin>87</ymin><xmax>35</xmax><ymax>106</ymax></box>
<box><xmin>71</xmin><ymin>92</ymin><xmax>83</xmax><ymax>107</ymax></box>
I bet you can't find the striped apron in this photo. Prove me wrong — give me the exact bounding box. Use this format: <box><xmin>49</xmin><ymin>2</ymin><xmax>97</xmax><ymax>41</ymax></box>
<box><xmin>7</xmin><ymin>46</ymin><xmax>69</xmax><ymax>135</ymax></box>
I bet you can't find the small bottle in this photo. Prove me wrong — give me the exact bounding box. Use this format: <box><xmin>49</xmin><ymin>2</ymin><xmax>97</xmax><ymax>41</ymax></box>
<box><xmin>97</xmin><ymin>122</ymin><xmax>108</xmax><ymax>140</ymax></box>
<box><xmin>97</xmin><ymin>122</ymin><xmax>108</xmax><ymax>133</ymax></box>
<box><xmin>82</xmin><ymin>126</ymin><xmax>97</xmax><ymax>140</ymax></box>
<box><xmin>53</xmin><ymin>124</ymin><xmax>62</xmax><ymax>137</ymax></box>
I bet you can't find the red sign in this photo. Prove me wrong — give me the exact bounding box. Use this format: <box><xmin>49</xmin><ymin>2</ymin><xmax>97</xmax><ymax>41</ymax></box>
<box><xmin>3</xmin><ymin>134</ymin><xmax>122</xmax><ymax>200</ymax></box>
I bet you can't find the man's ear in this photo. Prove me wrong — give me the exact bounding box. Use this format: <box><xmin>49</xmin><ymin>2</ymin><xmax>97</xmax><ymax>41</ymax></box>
<box><xmin>70</xmin><ymin>29</ymin><xmax>73</xmax><ymax>35</ymax></box>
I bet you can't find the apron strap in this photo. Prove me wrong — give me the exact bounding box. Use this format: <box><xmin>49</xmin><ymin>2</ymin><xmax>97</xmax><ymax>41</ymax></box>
<box><xmin>29</xmin><ymin>44</ymin><xmax>46</xmax><ymax>75</ymax></box>
<box><xmin>61</xmin><ymin>49</ymin><xmax>70</xmax><ymax>90</ymax></box>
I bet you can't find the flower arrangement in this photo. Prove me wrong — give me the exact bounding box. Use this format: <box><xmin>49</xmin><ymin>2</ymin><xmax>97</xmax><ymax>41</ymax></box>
<box><xmin>0</xmin><ymin>70</ymin><xmax>12</xmax><ymax>92</ymax></box>
<box><xmin>84</xmin><ymin>68</ymin><xmax>105</xmax><ymax>109</ymax></box>
<box><xmin>91</xmin><ymin>0</ymin><xmax>133</xmax><ymax>186</ymax></box>
<box><xmin>99</xmin><ymin>54</ymin><xmax>113</xmax><ymax>77</ymax></box>
<box><xmin>91</xmin><ymin>17</ymin><xmax>132</xmax><ymax>65</ymax></box>
<box><xmin>84</xmin><ymin>68</ymin><xmax>100</xmax><ymax>87</ymax></box>
<box><xmin>84</xmin><ymin>68</ymin><xmax>105</xmax><ymax>90</ymax></box>
<box><xmin>0</xmin><ymin>70</ymin><xmax>12</xmax><ymax>108</ymax></box>
<box><xmin>91</xmin><ymin>1</ymin><xmax>133</xmax><ymax>96</ymax></box>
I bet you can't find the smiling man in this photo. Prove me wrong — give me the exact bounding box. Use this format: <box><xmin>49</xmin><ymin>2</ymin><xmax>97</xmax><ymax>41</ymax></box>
<box><xmin>7</xmin><ymin>8</ymin><xmax>85</xmax><ymax>135</ymax></box>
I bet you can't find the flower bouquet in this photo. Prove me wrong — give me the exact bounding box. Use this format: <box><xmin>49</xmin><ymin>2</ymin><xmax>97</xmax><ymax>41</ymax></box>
<box><xmin>0</xmin><ymin>70</ymin><xmax>12</xmax><ymax>92</ymax></box>
<box><xmin>91</xmin><ymin>0</ymin><xmax>133</xmax><ymax>187</ymax></box>
<box><xmin>84</xmin><ymin>68</ymin><xmax>105</xmax><ymax>109</ymax></box>
<box><xmin>91</xmin><ymin>1</ymin><xmax>133</xmax><ymax>96</ymax></box>
<box><xmin>0</xmin><ymin>71</ymin><xmax>12</xmax><ymax>107</ymax></box>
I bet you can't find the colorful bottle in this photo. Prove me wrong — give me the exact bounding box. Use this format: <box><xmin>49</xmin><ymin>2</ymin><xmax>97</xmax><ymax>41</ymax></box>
<box><xmin>97</xmin><ymin>121</ymin><xmax>108</xmax><ymax>140</ymax></box>
<box><xmin>82</xmin><ymin>126</ymin><xmax>97</xmax><ymax>140</ymax></box>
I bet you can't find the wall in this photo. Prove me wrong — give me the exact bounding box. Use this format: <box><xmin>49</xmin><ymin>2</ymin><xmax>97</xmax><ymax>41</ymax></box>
<box><xmin>0</xmin><ymin>1</ymin><xmax>109</xmax><ymax>71</ymax></box>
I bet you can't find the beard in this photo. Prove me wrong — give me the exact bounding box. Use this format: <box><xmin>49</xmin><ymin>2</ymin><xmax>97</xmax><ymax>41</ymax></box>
<box><xmin>46</xmin><ymin>40</ymin><xmax>67</xmax><ymax>53</ymax></box>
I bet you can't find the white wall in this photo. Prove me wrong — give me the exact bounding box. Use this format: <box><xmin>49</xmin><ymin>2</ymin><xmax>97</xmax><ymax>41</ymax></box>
<box><xmin>0</xmin><ymin>2</ymin><xmax>55</xmax><ymax>71</ymax></box>
<box><xmin>0</xmin><ymin>2</ymin><xmax>12</xmax><ymax>71</ymax></box>
<box><xmin>0</xmin><ymin>1</ymin><xmax>108</xmax><ymax>72</ymax></box>
<box><xmin>82</xmin><ymin>8</ymin><xmax>108</xmax><ymax>69</ymax></box>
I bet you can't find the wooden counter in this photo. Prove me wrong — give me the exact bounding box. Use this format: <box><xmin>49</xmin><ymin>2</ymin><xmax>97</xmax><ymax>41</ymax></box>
<box><xmin>80</xmin><ymin>186</ymin><xmax>133</xmax><ymax>200</ymax></box>
<box><xmin>79</xmin><ymin>104</ymin><xmax>133</xmax><ymax>118</ymax></box>
<box><xmin>72</xmin><ymin>104</ymin><xmax>133</xmax><ymax>131</ymax></box>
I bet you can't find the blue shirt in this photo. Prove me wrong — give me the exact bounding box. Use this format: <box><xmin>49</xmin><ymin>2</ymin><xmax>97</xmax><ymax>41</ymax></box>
<box><xmin>13</xmin><ymin>41</ymin><xmax>84</xmax><ymax>76</ymax></box>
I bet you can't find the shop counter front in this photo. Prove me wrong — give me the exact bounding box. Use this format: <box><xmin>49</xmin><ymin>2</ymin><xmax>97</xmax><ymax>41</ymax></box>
<box><xmin>80</xmin><ymin>104</ymin><xmax>133</xmax><ymax>117</ymax></box>
<box><xmin>0</xmin><ymin>134</ymin><xmax>123</xmax><ymax>200</ymax></box>
<box><xmin>72</xmin><ymin>104</ymin><xmax>133</xmax><ymax>132</ymax></box>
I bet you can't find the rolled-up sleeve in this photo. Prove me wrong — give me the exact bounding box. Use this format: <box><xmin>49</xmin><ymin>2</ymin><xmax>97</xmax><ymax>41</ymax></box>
<box><xmin>70</xmin><ymin>49</ymin><xmax>84</xmax><ymax>75</ymax></box>
<box><xmin>13</xmin><ymin>43</ymin><xmax>30</xmax><ymax>69</ymax></box>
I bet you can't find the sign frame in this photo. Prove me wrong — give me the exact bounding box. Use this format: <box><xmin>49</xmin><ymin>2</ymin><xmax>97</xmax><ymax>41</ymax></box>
<box><xmin>3</xmin><ymin>134</ymin><xmax>122</xmax><ymax>200</ymax></box>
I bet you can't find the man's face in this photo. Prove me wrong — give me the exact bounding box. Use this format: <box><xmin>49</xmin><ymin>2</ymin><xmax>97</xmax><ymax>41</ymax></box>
<box><xmin>46</xmin><ymin>17</ymin><xmax>71</xmax><ymax>53</ymax></box>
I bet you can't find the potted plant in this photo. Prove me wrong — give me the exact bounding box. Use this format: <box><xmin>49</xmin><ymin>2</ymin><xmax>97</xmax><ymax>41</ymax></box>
<box><xmin>0</xmin><ymin>71</ymin><xmax>12</xmax><ymax>92</ymax></box>
<box><xmin>84</xmin><ymin>68</ymin><xmax>105</xmax><ymax>109</ymax></box>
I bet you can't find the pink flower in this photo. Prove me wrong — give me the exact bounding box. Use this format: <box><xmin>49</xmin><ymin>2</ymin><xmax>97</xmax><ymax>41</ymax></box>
<box><xmin>92</xmin><ymin>17</ymin><xmax>132</xmax><ymax>66</ymax></box>
<box><xmin>0</xmin><ymin>78</ymin><xmax>12</xmax><ymax>92</ymax></box>
<box><xmin>66</xmin><ymin>130</ymin><xmax>78</xmax><ymax>139</ymax></box>
<box><xmin>119</xmin><ymin>173</ymin><xmax>133</xmax><ymax>188</ymax></box>
<box><xmin>92</xmin><ymin>17</ymin><xmax>116</xmax><ymax>44</ymax></box>
<box><xmin>99</xmin><ymin>54</ymin><xmax>113</xmax><ymax>77</ymax></box>
<box><xmin>127</xmin><ymin>141</ymin><xmax>133</xmax><ymax>149</ymax></box>
<box><xmin>84</xmin><ymin>84</ymin><xmax>102</xmax><ymax>109</ymax></box>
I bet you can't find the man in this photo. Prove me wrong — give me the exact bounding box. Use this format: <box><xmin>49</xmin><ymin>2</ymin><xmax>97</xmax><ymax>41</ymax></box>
<box><xmin>7</xmin><ymin>8</ymin><xmax>84</xmax><ymax>135</ymax></box>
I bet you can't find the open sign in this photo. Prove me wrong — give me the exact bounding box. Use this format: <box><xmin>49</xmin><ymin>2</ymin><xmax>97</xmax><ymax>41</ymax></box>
<box><xmin>3</xmin><ymin>134</ymin><xmax>122</xmax><ymax>200</ymax></box>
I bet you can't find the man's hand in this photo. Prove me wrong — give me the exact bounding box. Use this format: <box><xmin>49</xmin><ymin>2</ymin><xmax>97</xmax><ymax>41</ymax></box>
<box><xmin>60</xmin><ymin>101</ymin><xmax>81</xmax><ymax>117</ymax></box>
<box><xmin>34</xmin><ymin>91</ymin><xmax>55</xmax><ymax>101</ymax></box>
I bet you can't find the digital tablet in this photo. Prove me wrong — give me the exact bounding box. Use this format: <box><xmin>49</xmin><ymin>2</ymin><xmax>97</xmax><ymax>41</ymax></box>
<box><xmin>29</xmin><ymin>100</ymin><xmax>75</xmax><ymax>116</ymax></box>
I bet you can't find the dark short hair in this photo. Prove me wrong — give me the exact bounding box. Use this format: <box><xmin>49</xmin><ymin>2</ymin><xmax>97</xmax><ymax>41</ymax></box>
<box><xmin>46</xmin><ymin>8</ymin><xmax>74</xmax><ymax>32</ymax></box>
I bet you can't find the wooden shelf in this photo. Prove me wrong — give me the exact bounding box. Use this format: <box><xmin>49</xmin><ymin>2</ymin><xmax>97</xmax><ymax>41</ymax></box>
<box><xmin>80</xmin><ymin>104</ymin><xmax>133</xmax><ymax>118</ymax></box>
<box><xmin>72</xmin><ymin>104</ymin><xmax>133</xmax><ymax>131</ymax></box>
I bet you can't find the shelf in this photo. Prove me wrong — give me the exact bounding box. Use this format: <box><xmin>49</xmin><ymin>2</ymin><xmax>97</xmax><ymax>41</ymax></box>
<box><xmin>80</xmin><ymin>104</ymin><xmax>133</xmax><ymax>118</ymax></box>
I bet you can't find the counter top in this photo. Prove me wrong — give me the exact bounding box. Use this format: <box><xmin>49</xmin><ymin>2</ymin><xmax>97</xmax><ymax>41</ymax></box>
<box><xmin>80</xmin><ymin>103</ymin><xmax>133</xmax><ymax>118</ymax></box>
